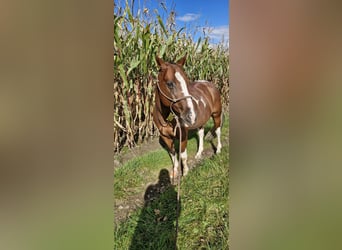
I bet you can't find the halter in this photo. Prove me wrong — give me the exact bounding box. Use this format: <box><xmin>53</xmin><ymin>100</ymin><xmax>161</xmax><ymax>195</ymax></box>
<box><xmin>156</xmin><ymin>80</ymin><xmax>198</xmax><ymax>119</ymax></box>
<box><xmin>157</xmin><ymin>79</ymin><xmax>196</xmax><ymax>249</ymax></box>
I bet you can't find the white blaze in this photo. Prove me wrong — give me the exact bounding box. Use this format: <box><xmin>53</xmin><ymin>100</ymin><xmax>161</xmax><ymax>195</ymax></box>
<box><xmin>175</xmin><ymin>71</ymin><xmax>196</xmax><ymax>124</ymax></box>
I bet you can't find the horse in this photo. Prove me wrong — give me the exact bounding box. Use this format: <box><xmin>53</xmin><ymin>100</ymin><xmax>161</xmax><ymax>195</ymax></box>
<box><xmin>153</xmin><ymin>54</ymin><xmax>223</xmax><ymax>178</ymax></box>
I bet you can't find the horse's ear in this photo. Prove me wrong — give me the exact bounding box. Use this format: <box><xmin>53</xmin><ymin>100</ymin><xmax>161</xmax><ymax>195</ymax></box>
<box><xmin>155</xmin><ymin>56</ymin><xmax>165</xmax><ymax>68</ymax></box>
<box><xmin>176</xmin><ymin>54</ymin><xmax>187</xmax><ymax>66</ymax></box>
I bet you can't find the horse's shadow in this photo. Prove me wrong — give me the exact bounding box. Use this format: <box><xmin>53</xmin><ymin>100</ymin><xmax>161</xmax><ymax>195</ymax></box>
<box><xmin>129</xmin><ymin>169</ymin><xmax>180</xmax><ymax>250</ymax></box>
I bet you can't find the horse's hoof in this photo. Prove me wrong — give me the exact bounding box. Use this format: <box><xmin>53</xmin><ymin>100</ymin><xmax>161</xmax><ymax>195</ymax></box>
<box><xmin>170</xmin><ymin>171</ymin><xmax>179</xmax><ymax>180</ymax></box>
<box><xmin>195</xmin><ymin>154</ymin><xmax>202</xmax><ymax>159</ymax></box>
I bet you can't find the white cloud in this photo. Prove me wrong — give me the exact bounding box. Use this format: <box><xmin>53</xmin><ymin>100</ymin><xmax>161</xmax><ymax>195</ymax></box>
<box><xmin>176</xmin><ymin>13</ymin><xmax>200</xmax><ymax>22</ymax></box>
<box><xmin>203</xmin><ymin>25</ymin><xmax>229</xmax><ymax>48</ymax></box>
<box><xmin>205</xmin><ymin>25</ymin><xmax>229</xmax><ymax>41</ymax></box>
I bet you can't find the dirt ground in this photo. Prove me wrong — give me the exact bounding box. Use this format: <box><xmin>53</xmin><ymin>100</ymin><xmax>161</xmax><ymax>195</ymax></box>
<box><xmin>114</xmin><ymin>137</ymin><xmax>161</xmax><ymax>169</ymax></box>
<box><xmin>114</xmin><ymin>137</ymin><xmax>164</xmax><ymax>222</ymax></box>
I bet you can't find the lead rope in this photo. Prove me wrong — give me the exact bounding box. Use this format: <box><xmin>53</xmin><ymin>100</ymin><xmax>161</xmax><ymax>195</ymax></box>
<box><xmin>156</xmin><ymin>81</ymin><xmax>193</xmax><ymax>249</ymax></box>
<box><xmin>173</xmin><ymin>114</ymin><xmax>181</xmax><ymax>250</ymax></box>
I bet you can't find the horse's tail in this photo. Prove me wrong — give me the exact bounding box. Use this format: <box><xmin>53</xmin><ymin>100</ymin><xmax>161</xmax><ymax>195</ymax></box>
<box><xmin>220</xmin><ymin>112</ymin><xmax>225</xmax><ymax>128</ymax></box>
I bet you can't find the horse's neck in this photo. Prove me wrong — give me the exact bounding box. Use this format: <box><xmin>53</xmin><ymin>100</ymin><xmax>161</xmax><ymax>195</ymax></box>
<box><xmin>160</xmin><ymin>102</ymin><xmax>171</xmax><ymax>118</ymax></box>
<box><xmin>155</xmin><ymin>89</ymin><xmax>171</xmax><ymax>119</ymax></box>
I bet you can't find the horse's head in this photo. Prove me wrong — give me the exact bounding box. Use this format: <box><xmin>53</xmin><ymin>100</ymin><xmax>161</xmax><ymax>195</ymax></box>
<box><xmin>156</xmin><ymin>55</ymin><xmax>197</xmax><ymax>127</ymax></box>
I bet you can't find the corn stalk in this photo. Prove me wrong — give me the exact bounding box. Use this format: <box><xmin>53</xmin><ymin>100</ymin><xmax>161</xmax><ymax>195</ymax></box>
<box><xmin>114</xmin><ymin>0</ymin><xmax>229</xmax><ymax>153</ymax></box>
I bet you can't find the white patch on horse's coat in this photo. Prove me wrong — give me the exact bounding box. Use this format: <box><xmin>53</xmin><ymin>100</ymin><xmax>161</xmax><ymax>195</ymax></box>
<box><xmin>215</xmin><ymin>127</ymin><xmax>222</xmax><ymax>154</ymax></box>
<box><xmin>200</xmin><ymin>97</ymin><xmax>206</xmax><ymax>107</ymax></box>
<box><xmin>180</xmin><ymin>150</ymin><xmax>187</xmax><ymax>160</ymax></box>
<box><xmin>170</xmin><ymin>152</ymin><xmax>180</xmax><ymax>177</ymax></box>
<box><xmin>170</xmin><ymin>152</ymin><xmax>179</xmax><ymax>168</ymax></box>
<box><xmin>196</xmin><ymin>80</ymin><xmax>209</xmax><ymax>83</ymax></box>
<box><xmin>180</xmin><ymin>150</ymin><xmax>189</xmax><ymax>176</ymax></box>
<box><xmin>195</xmin><ymin>128</ymin><xmax>204</xmax><ymax>159</ymax></box>
<box><xmin>175</xmin><ymin>71</ymin><xmax>196</xmax><ymax>124</ymax></box>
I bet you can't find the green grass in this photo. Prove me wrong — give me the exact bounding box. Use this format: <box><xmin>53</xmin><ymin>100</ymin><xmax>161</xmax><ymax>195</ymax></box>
<box><xmin>177</xmin><ymin>146</ymin><xmax>229</xmax><ymax>249</ymax></box>
<box><xmin>114</xmin><ymin>150</ymin><xmax>170</xmax><ymax>200</ymax></box>
<box><xmin>114</xmin><ymin>116</ymin><xmax>229</xmax><ymax>249</ymax></box>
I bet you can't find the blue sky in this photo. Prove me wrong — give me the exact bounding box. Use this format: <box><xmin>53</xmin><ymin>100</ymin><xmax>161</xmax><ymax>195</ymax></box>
<box><xmin>115</xmin><ymin>0</ymin><xmax>229</xmax><ymax>46</ymax></box>
<box><xmin>167</xmin><ymin>0</ymin><xmax>229</xmax><ymax>45</ymax></box>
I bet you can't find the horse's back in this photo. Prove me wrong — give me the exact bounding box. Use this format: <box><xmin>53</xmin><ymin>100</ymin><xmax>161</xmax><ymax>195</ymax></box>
<box><xmin>192</xmin><ymin>80</ymin><xmax>220</xmax><ymax>95</ymax></box>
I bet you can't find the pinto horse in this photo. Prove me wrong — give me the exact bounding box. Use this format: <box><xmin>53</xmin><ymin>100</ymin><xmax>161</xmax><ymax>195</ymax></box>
<box><xmin>153</xmin><ymin>55</ymin><xmax>223</xmax><ymax>178</ymax></box>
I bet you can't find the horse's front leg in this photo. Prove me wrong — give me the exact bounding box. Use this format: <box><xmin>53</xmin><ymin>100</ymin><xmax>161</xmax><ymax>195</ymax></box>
<box><xmin>180</xmin><ymin>128</ymin><xmax>190</xmax><ymax>176</ymax></box>
<box><xmin>160</xmin><ymin>134</ymin><xmax>179</xmax><ymax>179</ymax></box>
<box><xmin>169</xmin><ymin>147</ymin><xmax>179</xmax><ymax>179</ymax></box>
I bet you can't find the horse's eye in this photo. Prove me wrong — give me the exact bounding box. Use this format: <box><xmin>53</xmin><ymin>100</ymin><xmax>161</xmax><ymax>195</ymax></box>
<box><xmin>166</xmin><ymin>81</ymin><xmax>174</xmax><ymax>89</ymax></box>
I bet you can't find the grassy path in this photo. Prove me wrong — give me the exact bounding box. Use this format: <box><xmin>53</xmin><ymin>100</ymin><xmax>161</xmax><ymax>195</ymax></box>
<box><xmin>114</xmin><ymin>117</ymin><xmax>229</xmax><ymax>249</ymax></box>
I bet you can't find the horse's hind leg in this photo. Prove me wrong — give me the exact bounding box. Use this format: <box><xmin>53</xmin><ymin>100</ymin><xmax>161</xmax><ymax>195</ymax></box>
<box><xmin>195</xmin><ymin>127</ymin><xmax>204</xmax><ymax>159</ymax></box>
<box><xmin>215</xmin><ymin>126</ymin><xmax>222</xmax><ymax>154</ymax></box>
<box><xmin>212</xmin><ymin>112</ymin><xmax>223</xmax><ymax>154</ymax></box>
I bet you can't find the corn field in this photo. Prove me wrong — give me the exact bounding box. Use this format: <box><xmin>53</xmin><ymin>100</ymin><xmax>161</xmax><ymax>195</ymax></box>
<box><xmin>114</xmin><ymin>0</ymin><xmax>229</xmax><ymax>153</ymax></box>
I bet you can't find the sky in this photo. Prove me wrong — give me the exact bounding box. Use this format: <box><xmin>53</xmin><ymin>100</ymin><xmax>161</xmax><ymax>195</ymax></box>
<box><xmin>115</xmin><ymin>0</ymin><xmax>229</xmax><ymax>46</ymax></box>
